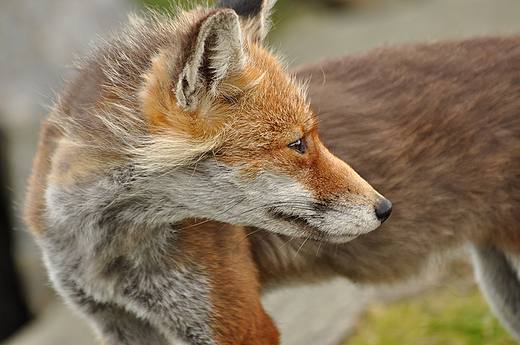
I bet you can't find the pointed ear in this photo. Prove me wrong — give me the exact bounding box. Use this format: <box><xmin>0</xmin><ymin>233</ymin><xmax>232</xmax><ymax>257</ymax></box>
<box><xmin>176</xmin><ymin>9</ymin><xmax>244</xmax><ymax>112</ymax></box>
<box><xmin>214</xmin><ymin>0</ymin><xmax>276</xmax><ymax>43</ymax></box>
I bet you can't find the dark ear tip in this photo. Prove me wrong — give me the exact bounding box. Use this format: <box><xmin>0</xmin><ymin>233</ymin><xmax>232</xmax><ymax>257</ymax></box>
<box><xmin>214</xmin><ymin>0</ymin><xmax>264</xmax><ymax>18</ymax></box>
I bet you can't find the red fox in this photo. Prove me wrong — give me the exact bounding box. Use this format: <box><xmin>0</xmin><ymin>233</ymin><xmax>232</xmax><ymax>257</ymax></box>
<box><xmin>24</xmin><ymin>0</ymin><xmax>391</xmax><ymax>344</ymax></box>
<box><xmin>278</xmin><ymin>35</ymin><xmax>520</xmax><ymax>341</ymax></box>
<box><xmin>24</xmin><ymin>0</ymin><xmax>520</xmax><ymax>343</ymax></box>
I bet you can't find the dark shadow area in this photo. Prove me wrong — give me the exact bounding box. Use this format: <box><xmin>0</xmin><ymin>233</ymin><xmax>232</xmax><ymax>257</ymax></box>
<box><xmin>0</xmin><ymin>128</ymin><xmax>31</xmax><ymax>341</ymax></box>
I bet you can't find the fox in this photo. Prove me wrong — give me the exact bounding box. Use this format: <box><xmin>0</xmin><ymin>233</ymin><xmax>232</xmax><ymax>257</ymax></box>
<box><xmin>24</xmin><ymin>0</ymin><xmax>392</xmax><ymax>344</ymax></box>
<box><xmin>24</xmin><ymin>0</ymin><xmax>520</xmax><ymax>343</ymax></box>
<box><xmin>262</xmin><ymin>35</ymin><xmax>520</xmax><ymax>341</ymax></box>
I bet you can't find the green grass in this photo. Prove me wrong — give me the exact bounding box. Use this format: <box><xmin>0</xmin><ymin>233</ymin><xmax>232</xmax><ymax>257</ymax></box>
<box><xmin>345</xmin><ymin>284</ymin><xmax>517</xmax><ymax>345</ymax></box>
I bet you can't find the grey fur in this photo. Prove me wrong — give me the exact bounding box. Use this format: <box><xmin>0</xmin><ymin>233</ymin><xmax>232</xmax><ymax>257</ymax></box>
<box><xmin>42</xmin><ymin>175</ymin><xmax>216</xmax><ymax>343</ymax></box>
<box><xmin>472</xmin><ymin>244</ymin><xmax>520</xmax><ymax>342</ymax></box>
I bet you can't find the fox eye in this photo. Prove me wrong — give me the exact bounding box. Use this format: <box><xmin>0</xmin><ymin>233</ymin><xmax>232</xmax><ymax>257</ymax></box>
<box><xmin>288</xmin><ymin>138</ymin><xmax>306</xmax><ymax>154</ymax></box>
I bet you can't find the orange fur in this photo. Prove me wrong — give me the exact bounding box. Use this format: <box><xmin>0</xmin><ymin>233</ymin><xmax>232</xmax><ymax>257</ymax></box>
<box><xmin>179</xmin><ymin>220</ymin><xmax>280</xmax><ymax>344</ymax></box>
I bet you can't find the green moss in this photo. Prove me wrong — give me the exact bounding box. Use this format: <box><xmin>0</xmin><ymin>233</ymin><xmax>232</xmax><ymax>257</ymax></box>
<box><xmin>346</xmin><ymin>286</ymin><xmax>516</xmax><ymax>345</ymax></box>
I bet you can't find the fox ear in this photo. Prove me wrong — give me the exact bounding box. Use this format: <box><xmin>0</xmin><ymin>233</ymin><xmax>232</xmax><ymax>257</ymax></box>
<box><xmin>214</xmin><ymin>0</ymin><xmax>276</xmax><ymax>43</ymax></box>
<box><xmin>176</xmin><ymin>10</ymin><xmax>244</xmax><ymax>112</ymax></box>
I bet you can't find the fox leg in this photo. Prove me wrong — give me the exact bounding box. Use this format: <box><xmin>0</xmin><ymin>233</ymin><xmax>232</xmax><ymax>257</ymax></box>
<box><xmin>471</xmin><ymin>243</ymin><xmax>520</xmax><ymax>342</ymax></box>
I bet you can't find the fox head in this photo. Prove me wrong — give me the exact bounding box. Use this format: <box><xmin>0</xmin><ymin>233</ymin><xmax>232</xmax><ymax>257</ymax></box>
<box><xmin>42</xmin><ymin>0</ymin><xmax>391</xmax><ymax>244</ymax></box>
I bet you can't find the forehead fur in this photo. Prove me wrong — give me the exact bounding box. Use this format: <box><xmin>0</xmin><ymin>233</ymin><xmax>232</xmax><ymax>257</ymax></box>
<box><xmin>226</xmin><ymin>44</ymin><xmax>314</xmax><ymax>145</ymax></box>
<box><xmin>51</xmin><ymin>4</ymin><xmax>313</xmax><ymax>172</ymax></box>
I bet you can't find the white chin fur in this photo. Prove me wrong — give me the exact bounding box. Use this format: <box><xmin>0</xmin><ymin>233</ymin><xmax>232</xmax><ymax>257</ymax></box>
<box><xmin>316</xmin><ymin>205</ymin><xmax>382</xmax><ymax>242</ymax></box>
<box><xmin>265</xmin><ymin>204</ymin><xmax>382</xmax><ymax>244</ymax></box>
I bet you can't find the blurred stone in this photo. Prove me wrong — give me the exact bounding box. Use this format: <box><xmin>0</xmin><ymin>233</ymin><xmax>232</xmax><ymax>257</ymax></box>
<box><xmin>3</xmin><ymin>300</ymin><xmax>97</xmax><ymax>345</ymax></box>
<box><xmin>263</xmin><ymin>279</ymin><xmax>376</xmax><ymax>345</ymax></box>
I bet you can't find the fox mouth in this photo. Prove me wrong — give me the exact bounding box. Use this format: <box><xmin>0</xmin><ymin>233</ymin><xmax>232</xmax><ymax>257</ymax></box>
<box><xmin>266</xmin><ymin>207</ymin><xmax>361</xmax><ymax>243</ymax></box>
<box><xmin>267</xmin><ymin>207</ymin><xmax>319</xmax><ymax>233</ymax></box>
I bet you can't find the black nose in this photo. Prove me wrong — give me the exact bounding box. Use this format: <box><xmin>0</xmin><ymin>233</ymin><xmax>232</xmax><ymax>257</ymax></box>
<box><xmin>375</xmin><ymin>198</ymin><xmax>392</xmax><ymax>223</ymax></box>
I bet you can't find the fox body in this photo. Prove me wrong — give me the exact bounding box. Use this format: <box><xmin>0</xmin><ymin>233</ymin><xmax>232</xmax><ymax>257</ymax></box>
<box><xmin>24</xmin><ymin>0</ymin><xmax>390</xmax><ymax>344</ymax></box>
<box><xmin>25</xmin><ymin>0</ymin><xmax>520</xmax><ymax>342</ymax></box>
<box><xmin>254</xmin><ymin>36</ymin><xmax>520</xmax><ymax>340</ymax></box>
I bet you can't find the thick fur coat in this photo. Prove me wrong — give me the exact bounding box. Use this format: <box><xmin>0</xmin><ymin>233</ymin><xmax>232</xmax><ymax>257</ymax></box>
<box><xmin>25</xmin><ymin>0</ymin><xmax>520</xmax><ymax>343</ymax></box>
<box><xmin>25</xmin><ymin>0</ymin><xmax>390</xmax><ymax>344</ymax></box>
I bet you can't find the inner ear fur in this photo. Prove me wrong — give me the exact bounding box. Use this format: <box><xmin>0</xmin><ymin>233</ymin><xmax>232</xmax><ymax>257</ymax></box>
<box><xmin>176</xmin><ymin>9</ymin><xmax>244</xmax><ymax>112</ymax></box>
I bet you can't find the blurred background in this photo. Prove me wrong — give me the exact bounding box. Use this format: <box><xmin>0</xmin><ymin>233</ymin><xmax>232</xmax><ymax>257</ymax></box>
<box><xmin>1</xmin><ymin>0</ymin><xmax>520</xmax><ymax>344</ymax></box>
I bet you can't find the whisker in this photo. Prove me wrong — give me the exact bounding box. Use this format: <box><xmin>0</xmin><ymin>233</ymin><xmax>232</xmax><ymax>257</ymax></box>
<box><xmin>176</xmin><ymin>218</ymin><xmax>214</xmax><ymax>231</ymax></box>
<box><xmin>302</xmin><ymin>239</ymin><xmax>318</xmax><ymax>261</ymax></box>
<box><xmin>233</xmin><ymin>200</ymin><xmax>325</xmax><ymax>218</ymax></box>
<box><xmin>233</xmin><ymin>227</ymin><xmax>264</xmax><ymax>256</ymax></box>
<box><xmin>231</xmin><ymin>228</ymin><xmax>264</xmax><ymax>260</ymax></box>
<box><xmin>315</xmin><ymin>241</ymin><xmax>323</xmax><ymax>257</ymax></box>
<box><xmin>189</xmin><ymin>161</ymin><xmax>198</xmax><ymax>183</ymax></box>
<box><xmin>293</xmin><ymin>236</ymin><xmax>310</xmax><ymax>260</ymax></box>
<box><xmin>176</xmin><ymin>196</ymin><xmax>248</xmax><ymax>231</ymax></box>
<box><xmin>254</xmin><ymin>231</ymin><xmax>272</xmax><ymax>247</ymax></box>
<box><xmin>279</xmin><ymin>236</ymin><xmax>295</xmax><ymax>250</ymax></box>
